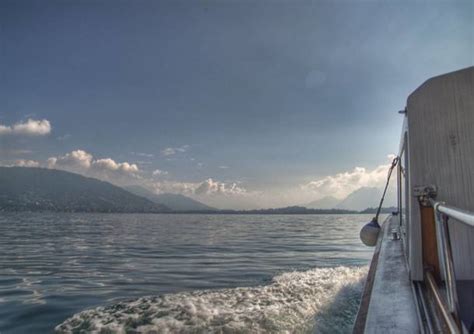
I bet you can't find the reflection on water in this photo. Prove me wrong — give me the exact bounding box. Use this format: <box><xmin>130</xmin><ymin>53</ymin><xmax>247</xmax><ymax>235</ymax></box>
<box><xmin>0</xmin><ymin>213</ymin><xmax>375</xmax><ymax>333</ymax></box>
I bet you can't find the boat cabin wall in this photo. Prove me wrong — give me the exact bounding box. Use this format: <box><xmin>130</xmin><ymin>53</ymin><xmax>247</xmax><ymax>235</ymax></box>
<box><xmin>405</xmin><ymin>66</ymin><xmax>474</xmax><ymax>281</ymax></box>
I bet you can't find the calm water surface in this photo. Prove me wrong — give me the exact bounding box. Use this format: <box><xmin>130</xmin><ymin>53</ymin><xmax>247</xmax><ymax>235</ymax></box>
<box><xmin>0</xmin><ymin>213</ymin><xmax>376</xmax><ymax>333</ymax></box>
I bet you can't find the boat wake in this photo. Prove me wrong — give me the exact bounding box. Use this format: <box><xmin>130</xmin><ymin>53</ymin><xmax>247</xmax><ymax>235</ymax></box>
<box><xmin>55</xmin><ymin>266</ymin><xmax>367</xmax><ymax>334</ymax></box>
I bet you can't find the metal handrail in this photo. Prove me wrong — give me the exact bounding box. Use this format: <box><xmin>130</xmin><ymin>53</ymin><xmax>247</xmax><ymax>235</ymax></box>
<box><xmin>434</xmin><ymin>208</ymin><xmax>459</xmax><ymax>317</ymax></box>
<box><xmin>430</xmin><ymin>200</ymin><xmax>474</xmax><ymax>228</ymax></box>
<box><xmin>428</xmin><ymin>199</ymin><xmax>474</xmax><ymax>327</ymax></box>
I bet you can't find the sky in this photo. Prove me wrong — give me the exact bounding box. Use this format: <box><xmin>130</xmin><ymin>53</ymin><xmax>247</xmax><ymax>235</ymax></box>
<box><xmin>1</xmin><ymin>0</ymin><xmax>472</xmax><ymax>209</ymax></box>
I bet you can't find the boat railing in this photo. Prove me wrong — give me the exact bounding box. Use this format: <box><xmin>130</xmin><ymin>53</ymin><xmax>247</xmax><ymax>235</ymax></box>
<box><xmin>428</xmin><ymin>199</ymin><xmax>474</xmax><ymax>332</ymax></box>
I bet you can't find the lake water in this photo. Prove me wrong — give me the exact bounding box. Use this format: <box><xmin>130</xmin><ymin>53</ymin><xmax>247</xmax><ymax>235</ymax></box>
<box><xmin>0</xmin><ymin>213</ymin><xmax>376</xmax><ymax>333</ymax></box>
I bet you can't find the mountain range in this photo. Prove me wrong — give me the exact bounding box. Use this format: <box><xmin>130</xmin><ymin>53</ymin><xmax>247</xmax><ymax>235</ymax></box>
<box><xmin>306</xmin><ymin>196</ymin><xmax>341</xmax><ymax>209</ymax></box>
<box><xmin>306</xmin><ymin>187</ymin><xmax>396</xmax><ymax>211</ymax></box>
<box><xmin>0</xmin><ymin>167</ymin><xmax>169</xmax><ymax>213</ymax></box>
<box><xmin>123</xmin><ymin>185</ymin><xmax>215</xmax><ymax>211</ymax></box>
<box><xmin>1</xmin><ymin>167</ymin><xmax>395</xmax><ymax>213</ymax></box>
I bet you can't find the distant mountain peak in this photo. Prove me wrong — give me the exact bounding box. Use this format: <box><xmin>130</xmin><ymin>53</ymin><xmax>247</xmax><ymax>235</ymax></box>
<box><xmin>303</xmin><ymin>186</ymin><xmax>396</xmax><ymax>211</ymax></box>
<box><xmin>336</xmin><ymin>186</ymin><xmax>395</xmax><ymax>211</ymax></box>
<box><xmin>306</xmin><ymin>196</ymin><xmax>341</xmax><ymax>209</ymax></box>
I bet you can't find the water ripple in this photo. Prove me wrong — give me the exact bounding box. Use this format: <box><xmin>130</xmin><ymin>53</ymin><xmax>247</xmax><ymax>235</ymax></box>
<box><xmin>0</xmin><ymin>213</ymin><xmax>375</xmax><ymax>333</ymax></box>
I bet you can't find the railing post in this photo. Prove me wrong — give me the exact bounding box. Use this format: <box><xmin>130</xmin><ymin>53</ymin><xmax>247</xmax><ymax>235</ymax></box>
<box><xmin>413</xmin><ymin>187</ymin><xmax>474</xmax><ymax>331</ymax></box>
<box><xmin>434</xmin><ymin>210</ymin><xmax>447</xmax><ymax>280</ymax></box>
<box><xmin>439</xmin><ymin>213</ymin><xmax>460</xmax><ymax>319</ymax></box>
<box><xmin>432</xmin><ymin>201</ymin><xmax>461</xmax><ymax>329</ymax></box>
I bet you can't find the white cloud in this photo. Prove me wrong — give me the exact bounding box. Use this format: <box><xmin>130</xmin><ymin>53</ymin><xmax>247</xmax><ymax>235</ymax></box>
<box><xmin>301</xmin><ymin>155</ymin><xmax>397</xmax><ymax>199</ymax></box>
<box><xmin>93</xmin><ymin>158</ymin><xmax>139</xmax><ymax>173</ymax></box>
<box><xmin>152</xmin><ymin>169</ymin><xmax>168</xmax><ymax>176</ymax></box>
<box><xmin>195</xmin><ymin>178</ymin><xmax>247</xmax><ymax>196</ymax></box>
<box><xmin>161</xmin><ymin>148</ymin><xmax>176</xmax><ymax>156</ymax></box>
<box><xmin>47</xmin><ymin>150</ymin><xmax>140</xmax><ymax>180</ymax></box>
<box><xmin>218</xmin><ymin>165</ymin><xmax>229</xmax><ymax>169</ymax></box>
<box><xmin>0</xmin><ymin>159</ymin><xmax>40</xmax><ymax>168</ymax></box>
<box><xmin>151</xmin><ymin>178</ymin><xmax>248</xmax><ymax>197</ymax></box>
<box><xmin>14</xmin><ymin>159</ymin><xmax>40</xmax><ymax>167</ymax></box>
<box><xmin>161</xmin><ymin>145</ymin><xmax>189</xmax><ymax>156</ymax></box>
<box><xmin>176</xmin><ymin>145</ymin><xmax>189</xmax><ymax>152</ymax></box>
<box><xmin>193</xmin><ymin>179</ymin><xmax>262</xmax><ymax>210</ymax></box>
<box><xmin>135</xmin><ymin>161</ymin><xmax>152</xmax><ymax>165</ymax></box>
<box><xmin>0</xmin><ymin>119</ymin><xmax>51</xmax><ymax>136</ymax></box>
<box><xmin>57</xmin><ymin>134</ymin><xmax>71</xmax><ymax>141</ymax></box>
<box><xmin>148</xmin><ymin>178</ymin><xmax>257</xmax><ymax>209</ymax></box>
<box><xmin>132</xmin><ymin>152</ymin><xmax>154</xmax><ymax>158</ymax></box>
<box><xmin>151</xmin><ymin>180</ymin><xmax>198</xmax><ymax>195</ymax></box>
<box><xmin>47</xmin><ymin>149</ymin><xmax>93</xmax><ymax>170</ymax></box>
<box><xmin>4</xmin><ymin>149</ymin><xmax>33</xmax><ymax>155</ymax></box>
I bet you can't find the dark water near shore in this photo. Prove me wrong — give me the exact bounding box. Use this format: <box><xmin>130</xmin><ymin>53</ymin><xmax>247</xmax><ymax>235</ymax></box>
<box><xmin>0</xmin><ymin>213</ymin><xmax>376</xmax><ymax>333</ymax></box>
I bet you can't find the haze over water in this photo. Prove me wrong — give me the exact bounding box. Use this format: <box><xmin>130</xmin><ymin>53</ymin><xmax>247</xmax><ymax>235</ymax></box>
<box><xmin>0</xmin><ymin>213</ymin><xmax>376</xmax><ymax>333</ymax></box>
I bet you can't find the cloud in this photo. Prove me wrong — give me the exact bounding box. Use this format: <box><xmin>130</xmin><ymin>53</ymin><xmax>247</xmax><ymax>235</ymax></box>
<box><xmin>47</xmin><ymin>149</ymin><xmax>93</xmax><ymax>170</ymax></box>
<box><xmin>161</xmin><ymin>145</ymin><xmax>190</xmax><ymax>156</ymax></box>
<box><xmin>47</xmin><ymin>150</ymin><xmax>140</xmax><ymax>180</ymax></box>
<box><xmin>151</xmin><ymin>180</ymin><xmax>198</xmax><ymax>195</ymax></box>
<box><xmin>161</xmin><ymin>148</ymin><xmax>176</xmax><ymax>156</ymax></box>
<box><xmin>93</xmin><ymin>158</ymin><xmax>139</xmax><ymax>173</ymax></box>
<box><xmin>14</xmin><ymin>159</ymin><xmax>40</xmax><ymax>167</ymax></box>
<box><xmin>148</xmin><ymin>178</ymin><xmax>257</xmax><ymax>210</ymax></box>
<box><xmin>151</xmin><ymin>178</ymin><xmax>248</xmax><ymax>197</ymax></box>
<box><xmin>57</xmin><ymin>134</ymin><xmax>71</xmax><ymax>141</ymax></box>
<box><xmin>3</xmin><ymin>149</ymin><xmax>33</xmax><ymax>155</ymax></box>
<box><xmin>132</xmin><ymin>152</ymin><xmax>154</xmax><ymax>158</ymax></box>
<box><xmin>152</xmin><ymin>169</ymin><xmax>168</xmax><ymax>176</ymax></box>
<box><xmin>218</xmin><ymin>165</ymin><xmax>229</xmax><ymax>169</ymax></box>
<box><xmin>195</xmin><ymin>178</ymin><xmax>247</xmax><ymax>196</ymax></box>
<box><xmin>0</xmin><ymin>159</ymin><xmax>40</xmax><ymax>167</ymax></box>
<box><xmin>301</xmin><ymin>155</ymin><xmax>397</xmax><ymax>199</ymax></box>
<box><xmin>0</xmin><ymin>119</ymin><xmax>51</xmax><ymax>136</ymax></box>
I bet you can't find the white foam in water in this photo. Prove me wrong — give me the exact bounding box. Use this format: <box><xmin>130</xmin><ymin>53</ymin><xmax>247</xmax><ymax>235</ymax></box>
<box><xmin>55</xmin><ymin>266</ymin><xmax>367</xmax><ymax>334</ymax></box>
